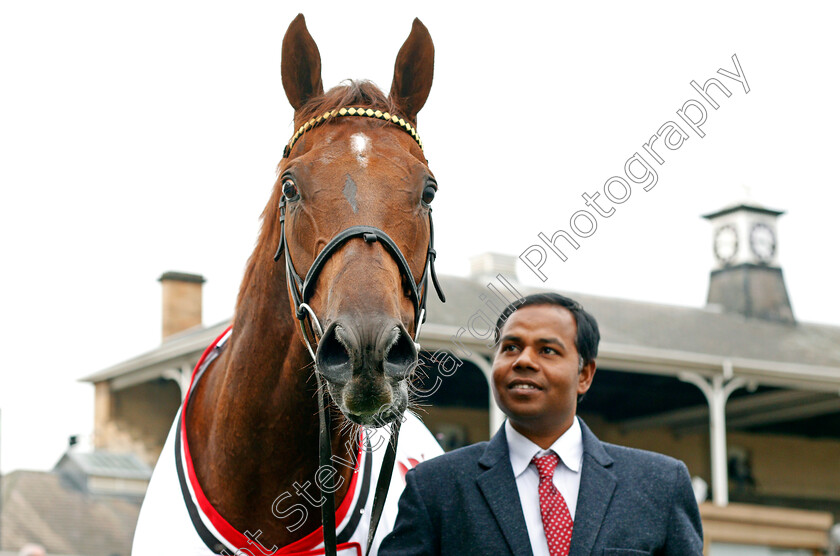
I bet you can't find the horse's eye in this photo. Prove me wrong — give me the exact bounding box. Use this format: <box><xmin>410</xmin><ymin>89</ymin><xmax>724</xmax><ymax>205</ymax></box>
<box><xmin>422</xmin><ymin>184</ymin><xmax>436</xmax><ymax>205</ymax></box>
<box><xmin>283</xmin><ymin>179</ymin><xmax>298</xmax><ymax>200</ymax></box>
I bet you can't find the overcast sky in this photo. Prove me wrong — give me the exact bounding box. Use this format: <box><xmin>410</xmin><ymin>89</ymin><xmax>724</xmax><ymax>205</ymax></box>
<box><xmin>2</xmin><ymin>1</ymin><xmax>838</xmax><ymax>473</ymax></box>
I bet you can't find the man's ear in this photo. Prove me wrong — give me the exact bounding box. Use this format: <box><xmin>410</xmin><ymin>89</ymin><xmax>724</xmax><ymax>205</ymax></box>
<box><xmin>577</xmin><ymin>360</ymin><xmax>596</xmax><ymax>396</ymax></box>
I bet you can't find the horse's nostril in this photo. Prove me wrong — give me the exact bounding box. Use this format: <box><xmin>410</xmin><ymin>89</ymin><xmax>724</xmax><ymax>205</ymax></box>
<box><xmin>383</xmin><ymin>326</ymin><xmax>418</xmax><ymax>380</ymax></box>
<box><xmin>316</xmin><ymin>325</ymin><xmax>352</xmax><ymax>384</ymax></box>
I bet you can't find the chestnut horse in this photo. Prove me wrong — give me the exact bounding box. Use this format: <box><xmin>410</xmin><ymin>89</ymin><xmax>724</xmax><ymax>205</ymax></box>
<box><xmin>134</xmin><ymin>13</ymin><xmax>443</xmax><ymax>556</ymax></box>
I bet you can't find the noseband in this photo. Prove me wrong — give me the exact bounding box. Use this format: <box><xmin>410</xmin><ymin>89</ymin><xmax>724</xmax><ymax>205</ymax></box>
<box><xmin>273</xmin><ymin>107</ymin><xmax>445</xmax><ymax>556</ymax></box>
<box><xmin>274</xmin><ymin>217</ymin><xmax>445</xmax><ymax>357</ymax></box>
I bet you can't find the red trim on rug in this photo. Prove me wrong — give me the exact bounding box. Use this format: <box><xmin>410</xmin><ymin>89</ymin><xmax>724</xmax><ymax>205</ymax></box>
<box><xmin>180</xmin><ymin>327</ymin><xmax>364</xmax><ymax>554</ymax></box>
<box><xmin>281</xmin><ymin>542</ymin><xmax>361</xmax><ymax>556</ymax></box>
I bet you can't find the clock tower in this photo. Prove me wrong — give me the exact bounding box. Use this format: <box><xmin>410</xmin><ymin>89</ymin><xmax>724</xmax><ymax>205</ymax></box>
<box><xmin>703</xmin><ymin>202</ymin><xmax>795</xmax><ymax>323</ymax></box>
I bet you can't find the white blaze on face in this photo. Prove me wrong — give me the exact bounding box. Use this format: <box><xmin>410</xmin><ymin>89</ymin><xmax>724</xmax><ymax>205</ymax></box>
<box><xmin>350</xmin><ymin>132</ymin><xmax>370</xmax><ymax>168</ymax></box>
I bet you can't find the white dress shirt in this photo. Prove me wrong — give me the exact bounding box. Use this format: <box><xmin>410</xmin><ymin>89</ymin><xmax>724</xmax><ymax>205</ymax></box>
<box><xmin>505</xmin><ymin>417</ymin><xmax>584</xmax><ymax>556</ymax></box>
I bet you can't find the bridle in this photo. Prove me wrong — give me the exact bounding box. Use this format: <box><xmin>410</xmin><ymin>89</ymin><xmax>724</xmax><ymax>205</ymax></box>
<box><xmin>274</xmin><ymin>220</ymin><xmax>444</xmax><ymax>360</ymax></box>
<box><xmin>274</xmin><ymin>106</ymin><xmax>445</xmax><ymax>556</ymax></box>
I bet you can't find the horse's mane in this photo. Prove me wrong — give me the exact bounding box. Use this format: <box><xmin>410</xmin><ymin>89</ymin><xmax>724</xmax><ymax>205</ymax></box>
<box><xmin>294</xmin><ymin>80</ymin><xmax>399</xmax><ymax>128</ymax></box>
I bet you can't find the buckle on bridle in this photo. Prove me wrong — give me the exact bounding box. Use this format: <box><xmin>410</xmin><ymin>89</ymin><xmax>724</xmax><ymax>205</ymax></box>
<box><xmin>296</xmin><ymin>302</ymin><xmax>324</xmax><ymax>361</ymax></box>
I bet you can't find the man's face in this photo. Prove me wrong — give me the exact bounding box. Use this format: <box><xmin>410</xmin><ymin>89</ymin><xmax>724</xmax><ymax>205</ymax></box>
<box><xmin>492</xmin><ymin>304</ymin><xmax>595</xmax><ymax>438</ymax></box>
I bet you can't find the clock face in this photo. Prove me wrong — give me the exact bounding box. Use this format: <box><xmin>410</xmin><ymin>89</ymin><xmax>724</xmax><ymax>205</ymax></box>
<box><xmin>714</xmin><ymin>225</ymin><xmax>738</xmax><ymax>265</ymax></box>
<box><xmin>750</xmin><ymin>222</ymin><xmax>776</xmax><ymax>263</ymax></box>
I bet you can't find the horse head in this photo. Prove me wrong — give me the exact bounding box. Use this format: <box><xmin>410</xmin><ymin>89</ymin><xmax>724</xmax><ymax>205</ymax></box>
<box><xmin>277</xmin><ymin>15</ymin><xmax>439</xmax><ymax>427</ymax></box>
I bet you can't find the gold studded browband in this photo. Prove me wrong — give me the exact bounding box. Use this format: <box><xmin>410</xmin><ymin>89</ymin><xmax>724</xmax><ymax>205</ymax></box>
<box><xmin>282</xmin><ymin>107</ymin><xmax>423</xmax><ymax>158</ymax></box>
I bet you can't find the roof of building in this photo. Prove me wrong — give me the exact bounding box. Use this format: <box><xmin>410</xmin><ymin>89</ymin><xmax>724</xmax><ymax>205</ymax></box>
<box><xmin>424</xmin><ymin>275</ymin><xmax>840</xmax><ymax>369</ymax></box>
<box><xmin>55</xmin><ymin>451</ymin><xmax>152</xmax><ymax>481</ymax></box>
<box><xmin>0</xmin><ymin>470</ymin><xmax>140</xmax><ymax>556</ymax></box>
<box><xmin>80</xmin><ymin>273</ymin><xmax>840</xmax><ymax>390</ymax></box>
<box><xmin>702</xmin><ymin>202</ymin><xmax>785</xmax><ymax>219</ymax></box>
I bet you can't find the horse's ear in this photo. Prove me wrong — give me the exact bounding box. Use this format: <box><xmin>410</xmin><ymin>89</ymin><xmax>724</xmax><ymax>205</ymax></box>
<box><xmin>389</xmin><ymin>18</ymin><xmax>434</xmax><ymax>123</ymax></box>
<box><xmin>281</xmin><ymin>14</ymin><xmax>324</xmax><ymax>111</ymax></box>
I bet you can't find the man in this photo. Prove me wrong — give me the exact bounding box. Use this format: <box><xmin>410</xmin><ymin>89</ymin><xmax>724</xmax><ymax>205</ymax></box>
<box><xmin>379</xmin><ymin>292</ymin><xmax>703</xmax><ymax>555</ymax></box>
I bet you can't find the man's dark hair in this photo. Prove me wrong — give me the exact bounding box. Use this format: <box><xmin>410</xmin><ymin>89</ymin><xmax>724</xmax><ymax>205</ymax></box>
<box><xmin>493</xmin><ymin>292</ymin><xmax>600</xmax><ymax>367</ymax></box>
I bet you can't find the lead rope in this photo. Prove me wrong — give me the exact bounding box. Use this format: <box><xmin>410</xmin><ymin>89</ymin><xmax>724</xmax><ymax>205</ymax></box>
<box><xmin>298</xmin><ymin>296</ymin><xmax>409</xmax><ymax>556</ymax></box>
<box><xmin>312</xmin><ymin>357</ymin><xmax>402</xmax><ymax>556</ymax></box>
<box><xmin>366</xmin><ymin>419</ymin><xmax>401</xmax><ymax>556</ymax></box>
<box><xmin>316</xmin><ymin>373</ymin><xmax>338</xmax><ymax>556</ymax></box>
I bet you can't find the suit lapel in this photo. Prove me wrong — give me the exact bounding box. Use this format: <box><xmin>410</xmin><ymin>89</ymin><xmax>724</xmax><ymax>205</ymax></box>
<box><xmin>569</xmin><ymin>419</ymin><xmax>617</xmax><ymax>556</ymax></box>
<box><xmin>476</xmin><ymin>427</ymin><xmax>533</xmax><ymax>556</ymax></box>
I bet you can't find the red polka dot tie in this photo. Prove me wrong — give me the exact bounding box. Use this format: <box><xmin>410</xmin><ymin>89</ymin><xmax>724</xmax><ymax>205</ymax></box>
<box><xmin>532</xmin><ymin>453</ymin><xmax>573</xmax><ymax>556</ymax></box>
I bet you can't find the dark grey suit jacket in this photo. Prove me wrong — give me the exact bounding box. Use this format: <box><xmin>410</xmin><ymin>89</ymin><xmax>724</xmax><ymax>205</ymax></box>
<box><xmin>379</xmin><ymin>419</ymin><xmax>703</xmax><ymax>555</ymax></box>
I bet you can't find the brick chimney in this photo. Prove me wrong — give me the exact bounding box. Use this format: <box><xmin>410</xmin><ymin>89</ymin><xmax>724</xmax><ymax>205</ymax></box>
<box><xmin>469</xmin><ymin>252</ymin><xmax>518</xmax><ymax>284</ymax></box>
<box><xmin>159</xmin><ymin>271</ymin><xmax>205</xmax><ymax>341</ymax></box>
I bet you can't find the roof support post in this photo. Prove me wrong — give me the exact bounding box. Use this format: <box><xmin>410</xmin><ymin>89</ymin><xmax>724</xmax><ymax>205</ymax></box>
<box><xmin>680</xmin><ymin>361</ymin><xmax>745</xmax><ymax>506</ymax></box>
<box><xmin>161</xmin><ymin>366</ymin><xmax>192</xmax><ymax>400</ymax></box>
<box><xmin>461</xmin><ymin>353</ymin><xmax>506</xmax><ymax>436</ymax></box>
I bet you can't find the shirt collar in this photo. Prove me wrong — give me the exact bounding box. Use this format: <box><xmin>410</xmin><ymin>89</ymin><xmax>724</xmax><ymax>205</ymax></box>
<box><xmin>505</xmin><ymin>417</ymin><xmax>583</xmax><ymax>478</ymax></box>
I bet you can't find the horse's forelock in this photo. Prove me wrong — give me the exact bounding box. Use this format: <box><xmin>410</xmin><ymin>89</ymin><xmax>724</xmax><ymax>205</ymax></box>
<box><xmin>294</xmin><ymin>80</ymin><xmax>400</xmax><ymax>128</ymax></box>
<box><xmin>275</xmin><ymin>80</ymin><xmax>404</xmax><ymax>176</ymax></box>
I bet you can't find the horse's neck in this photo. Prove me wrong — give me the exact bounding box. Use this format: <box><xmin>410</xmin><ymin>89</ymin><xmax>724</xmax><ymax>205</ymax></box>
<box><xmin>186</xmin><ymin>237</ymin><xmax>356</xmax><ymax>543</ymax></box>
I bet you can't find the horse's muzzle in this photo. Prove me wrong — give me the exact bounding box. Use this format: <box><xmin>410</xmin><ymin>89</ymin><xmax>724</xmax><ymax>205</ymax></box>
<box><xmin>317</xmin><ymin>320</ymin><xmax>417</xmax><ymax>382</ymax></box>
<box><xmin>315</xmin><ymin>319</ymin><xmax>416</xmax><ymax>422</ymax></box>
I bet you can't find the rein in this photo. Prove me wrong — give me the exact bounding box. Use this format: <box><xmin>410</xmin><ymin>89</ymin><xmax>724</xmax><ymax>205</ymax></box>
<box><xmin>275</xmin><ymin>107</ymin><xmax>445</xmax><ymax>556</ymax></box>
